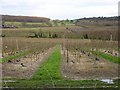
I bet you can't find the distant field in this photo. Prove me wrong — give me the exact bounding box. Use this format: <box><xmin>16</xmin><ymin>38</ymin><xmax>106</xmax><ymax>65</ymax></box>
<box><xmin>1</xmin><ymin>17</ymin><xmax>118</xmax><ymax>40</ymax></box>
<box><xmin>2</xmin><ymin>25</ymin><xmax>118</xmax><ymax>40</ymax></box>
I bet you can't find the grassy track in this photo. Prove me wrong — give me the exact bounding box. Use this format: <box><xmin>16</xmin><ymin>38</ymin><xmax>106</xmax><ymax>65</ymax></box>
<box><xmin>92</xmin><ymin>51</ymin><xmax>120</xmax><ymax>64</ymax></box>
<box><xmin>32</xmin><ymin>45</ymin><xmax>62</xmax><ymax>80</ymax></box>
<box><xmin>0</xmin><ymin>51</ymin><xmax>30</xmax><ymax>63</ymax></box>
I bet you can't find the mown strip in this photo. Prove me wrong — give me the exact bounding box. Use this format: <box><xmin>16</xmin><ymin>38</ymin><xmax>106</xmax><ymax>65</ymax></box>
<box><xmin>32</xmin><ymin>45</ymin><xmax>62</xmax><ymax>80</ymax></box>
<box><xmin>92</xmin><ymin>51</ymin><xmax>120</xmax><ymax>64</ymax></box>
<box><xmin>0</xmin><ymin>51</ymin><xmax>31</xmax><ymax>63</ymax></box>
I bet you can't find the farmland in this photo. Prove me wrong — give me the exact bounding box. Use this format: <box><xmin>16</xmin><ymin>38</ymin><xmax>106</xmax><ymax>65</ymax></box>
<box><xmin>1</xmin><ymin>15</ymin><xmax>119</xmax><ymax>90</ymax></box>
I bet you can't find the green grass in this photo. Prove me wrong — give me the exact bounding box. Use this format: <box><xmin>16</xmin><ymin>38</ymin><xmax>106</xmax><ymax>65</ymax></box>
<box><xmin>4</xmin><ymin>21</ymin><xmax>51</xmax><ymax>27</ymax></box>
<box><xmin>32</xmin><ymin>45</ymin><xmax>62</xmax><ymax>80</ymax></box>
<box><xmin>93</xmin><ymin>51</ymin><xmax>120</xmax><ymax>64</ymax></box>
<box><xmin>0</xmin><ymin>51</ymin><xmax>30</xmax><ymax>63</ymax></box>
<box><xmin>4</xmin><ymin>79</ymin><xmax>110</xmax><ymax>89</ymax></box>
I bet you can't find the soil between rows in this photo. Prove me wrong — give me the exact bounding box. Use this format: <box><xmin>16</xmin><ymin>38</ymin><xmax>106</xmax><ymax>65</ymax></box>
<box><xmin>2</xmin><ymin>47</ymin><xmax>55</xmax><ymax>79</ymax></box>
<box><xmin>61</xmin><ymin>49</ymin><xmax>118</xmax><ymax>80</ymax></box>
<box><xmin>2</xmin><ymin>46</ymin><xmax>119</xmax><ymax>80</ymax></box>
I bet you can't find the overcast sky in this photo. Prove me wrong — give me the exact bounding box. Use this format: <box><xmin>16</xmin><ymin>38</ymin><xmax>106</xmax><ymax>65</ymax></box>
<box><xmin>0</xmin><ymin>0</ymin><xmax>119</xmax><ymax>20</ymax></box>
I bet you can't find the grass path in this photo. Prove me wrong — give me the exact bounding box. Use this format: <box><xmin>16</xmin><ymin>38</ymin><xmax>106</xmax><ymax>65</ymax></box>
<box><xmin>32</xmin><ymin>45</ymin><xmax>63</xmax><ymax>80</ymax></box>
<box><xmin>92</xmin><ymin>51</ymin><xmax>120</xmax><ymax>64</ymax></box>
<box><xmin>0</xmin><ymin>51</ymin><xmax>30</xmax><ymax>63</ymax></box>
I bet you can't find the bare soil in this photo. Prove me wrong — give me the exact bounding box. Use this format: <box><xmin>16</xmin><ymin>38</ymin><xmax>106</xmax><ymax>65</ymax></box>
<box><xmin>2</xmin><ymin>47</ymin><xmax>55</xmax><ymax>79</ymax></box>
<box><xmin>61</xmin><ymin>49</ymin><xmax>118</xmax><ymax>80</ymax></box>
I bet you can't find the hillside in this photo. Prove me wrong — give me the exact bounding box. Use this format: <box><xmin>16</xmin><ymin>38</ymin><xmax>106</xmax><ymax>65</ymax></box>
<box><xmin>1</xmin><ymin>15</ymin><xmax>50</xmax><ymax>23</ymax></box>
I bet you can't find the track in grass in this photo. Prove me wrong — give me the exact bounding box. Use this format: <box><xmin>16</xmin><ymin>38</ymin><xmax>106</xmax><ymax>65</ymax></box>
<box><xmin>32</xmin><ymin>45</ymin><xmax>63</xmax><ymax>80</ymax></box>
<box><xmin>0</xmin><ymin>51</ymin><xmax>30</xmax><ymax>63</ymax></box>
<box><xmin>92</xmin><ymin>51</ymin><xmax>120</xmax><ymax>64</ymax></box>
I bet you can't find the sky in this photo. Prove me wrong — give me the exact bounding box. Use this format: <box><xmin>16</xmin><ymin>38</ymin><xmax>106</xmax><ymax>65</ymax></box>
<box><xmin>0</xmin><ymin>0</ymin><xmax>119</xmax><ymax>20</ymax></box>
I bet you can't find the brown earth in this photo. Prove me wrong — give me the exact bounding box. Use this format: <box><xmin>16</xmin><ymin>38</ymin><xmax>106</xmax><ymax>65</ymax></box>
<box><xmin>2</xmin><ymin>47</ymin><xmax>55</xmax><ymax>79</ymax></box>
<box><xmin>61</xmin><ymin>49</ymin><xmax>118</xmax><ymax>80</ymax></box>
